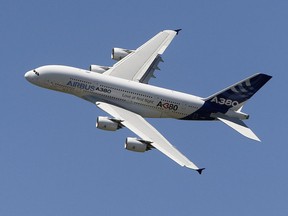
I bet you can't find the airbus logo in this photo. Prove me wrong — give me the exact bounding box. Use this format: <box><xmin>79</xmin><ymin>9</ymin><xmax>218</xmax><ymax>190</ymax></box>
<box><xmin>66</xmin><ymin>81</ymin><xmax>111</xmax><ymax>93</ymax></box>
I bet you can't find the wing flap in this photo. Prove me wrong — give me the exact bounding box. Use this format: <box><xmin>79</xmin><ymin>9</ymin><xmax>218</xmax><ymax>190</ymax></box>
<box><xmin>96</xmin><ymin>102</ymin><xmax>201</xmax><ymax>171</ymax></box>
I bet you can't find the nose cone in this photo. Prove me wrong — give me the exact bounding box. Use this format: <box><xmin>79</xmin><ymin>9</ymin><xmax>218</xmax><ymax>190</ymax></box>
<box><xmin>24</xmin><ymin>70</ymin><xmax>35</xmax><ymax>83</ymax></box>
<box><xmin>24</xmin><ymin>71</ymin><xmax>30</xmax><ymax>80</ymax></box>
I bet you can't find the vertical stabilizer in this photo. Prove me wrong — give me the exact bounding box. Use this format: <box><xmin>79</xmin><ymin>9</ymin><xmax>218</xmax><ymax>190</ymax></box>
<box><xmin>204</xmin><ymin>73</ymin><xmax>272</xmax><ymax>112</ymax></box>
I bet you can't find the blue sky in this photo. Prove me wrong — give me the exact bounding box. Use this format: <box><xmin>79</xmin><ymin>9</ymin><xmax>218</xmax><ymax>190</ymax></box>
<box><xmin>1</xmin><ymin>0</ymin><xmax>287</xmax><ymax>215</ymax></box>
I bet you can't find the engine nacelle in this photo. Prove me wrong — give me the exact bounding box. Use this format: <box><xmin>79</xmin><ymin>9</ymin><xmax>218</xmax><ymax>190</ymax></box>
<box><xmin>96</xmin><ymin>116</ymin><xmax>121</xmax><ymax>131</ymax></box>
<box><xmin>124</xmin><ymin>137</ymin><xmax>150</xmax><ymax>153</ymax></box>
<box><xmin>89</xmin><ymin>65</ymin><xmax>110</xmax><ymax>73</ymax></box>
<box><xmin>111</xmin><ymin>47</ymin><xmax>134</xmax><ymax>61</ymax></box>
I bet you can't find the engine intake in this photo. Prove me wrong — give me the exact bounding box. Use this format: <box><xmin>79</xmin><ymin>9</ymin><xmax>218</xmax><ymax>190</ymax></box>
<box><xmin>111</xmin><ymin>48</ymin><xmax>134</xmax><ymax>61</ymax></box>
<box><xmin>96</xmin><ymin>116</ymin><xmax>122</xmax><ymax>131</ymax></box>
<box><xmin>124</xmin><ymin>137</ymin><xmax>152</xmax><ymax>153</ymax></box>
<box><xmin>89</xmin><ymin>65</ymin><xmax>110</xmax><ymax>73</ymax></box>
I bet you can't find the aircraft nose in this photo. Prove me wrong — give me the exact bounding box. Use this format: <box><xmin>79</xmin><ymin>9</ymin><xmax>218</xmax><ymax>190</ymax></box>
<box><xmin>24</xmin><ymin>71</ymin><xmax>32</xmax><ymax>81</ymax></box>
<box><xmin>24</xmin><ymin>70</ymin><xmax>38</xmax><ymax>83</ymax></box>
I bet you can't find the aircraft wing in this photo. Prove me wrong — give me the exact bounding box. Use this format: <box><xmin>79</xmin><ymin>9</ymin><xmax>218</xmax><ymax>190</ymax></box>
<box><xmin>96</xmin><ymin>102</ymin><xmax>204</xmax><ymax>174</ymax></box>
<box><xmin>103</xmin><ymin>30</ymin><xmax>180</xmax><ymax>84</ymax></box>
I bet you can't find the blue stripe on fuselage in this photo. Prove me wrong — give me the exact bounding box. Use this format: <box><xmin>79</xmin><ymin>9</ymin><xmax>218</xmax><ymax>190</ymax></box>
<box><xmin>181</xmin><ymin>100</ymin><xmax>228</xmax><ymax>120</ymax></box>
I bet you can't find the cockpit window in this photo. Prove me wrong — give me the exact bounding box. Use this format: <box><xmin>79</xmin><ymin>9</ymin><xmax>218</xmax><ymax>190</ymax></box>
<box><xmin>33</xmin><ymin>70</ymin><xmax>39</xmax><ymax>76</ymax></box>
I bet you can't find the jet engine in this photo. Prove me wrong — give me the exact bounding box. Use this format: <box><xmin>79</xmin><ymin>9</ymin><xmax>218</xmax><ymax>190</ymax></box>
<box><xmin>111</xmin><ymin>48</ymin><xmax>134</xmax><ymax>61</ymax></box>
<box><xmin>96</xmin><ymin>116</ymin><xmax>122</xmax><ymax>131</ymax></box>
<box><xmin>124</xmin><ymin>137</ymin><xmax>152</xmax><ymax>153</ymax></box>
<box><xmin>89</xmin><ymin>65</ymin><xmax>110</xmax><ymax>73</ymax></box>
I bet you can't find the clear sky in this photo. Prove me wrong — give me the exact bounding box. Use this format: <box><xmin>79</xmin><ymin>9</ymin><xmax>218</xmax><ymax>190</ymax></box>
<box><xmin>1</xmin><ymin>0</ymin><xmax>287</xmax><ymax>215</ymax></box>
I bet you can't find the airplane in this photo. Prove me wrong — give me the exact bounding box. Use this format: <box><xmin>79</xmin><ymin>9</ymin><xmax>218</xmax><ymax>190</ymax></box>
<box><xmin>24</xmin><ymin>29</ymin><xmax>272</xmax><ymax>174</ymax></box>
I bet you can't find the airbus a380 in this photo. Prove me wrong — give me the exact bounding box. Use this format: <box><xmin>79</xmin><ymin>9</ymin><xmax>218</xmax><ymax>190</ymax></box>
<box><xmin>25</xmin><ymin>29</ymin><xmax>272</xmax><ymax>174</ymax></box>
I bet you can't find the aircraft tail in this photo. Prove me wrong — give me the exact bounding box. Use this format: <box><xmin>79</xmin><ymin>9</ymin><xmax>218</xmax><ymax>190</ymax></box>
<box><xmin>204</xmin><ymin>73</ymin><xmax>272</xmax><ymax>111</ymax></box>
<box><xmin>204</xmin><ymin>73</ymin><xmax>271</xmax><ymax>141</ymax></box>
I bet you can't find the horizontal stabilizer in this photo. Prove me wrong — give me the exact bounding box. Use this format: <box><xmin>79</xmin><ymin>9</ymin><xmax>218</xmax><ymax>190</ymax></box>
<box><xmin>215</xmin><ymin>114</ymin><xmax>260</xmax><ymax>141</ymax></box>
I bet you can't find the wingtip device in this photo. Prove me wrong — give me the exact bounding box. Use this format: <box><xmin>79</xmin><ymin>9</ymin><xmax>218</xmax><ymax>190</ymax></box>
<box><xmin>196</xmin><ymin>168</ymin><xmax>205</xmax><ymax>175</ymax></box>
<box><xmin>174</xmin><ymin>29</ymin><xmax>182</xmax><ymax>35</ymax></box>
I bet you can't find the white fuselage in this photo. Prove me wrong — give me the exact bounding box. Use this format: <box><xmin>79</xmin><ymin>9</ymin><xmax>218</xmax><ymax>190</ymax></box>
<box><xmin>25</xmin><ymin>65</ymin><xmax>205</xmax><ymax>119</ymax></box>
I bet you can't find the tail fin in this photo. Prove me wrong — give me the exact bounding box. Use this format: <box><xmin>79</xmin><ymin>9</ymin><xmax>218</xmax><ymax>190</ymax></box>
<box><xmin>204</xmin><ymin>73</ymin><xmax>272</xmax><ymax>111</ymax></box>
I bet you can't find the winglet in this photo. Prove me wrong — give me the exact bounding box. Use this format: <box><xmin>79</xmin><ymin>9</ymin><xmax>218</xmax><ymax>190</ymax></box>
<box><xmin>174</xmin><ymin>29</ymin><xmax>182</xmax><ymax>35</ymax></box>
<box><xmin>196</xmin><ymin>168</ymin><xmax>205</xmax><ymax>175</ymax></box>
